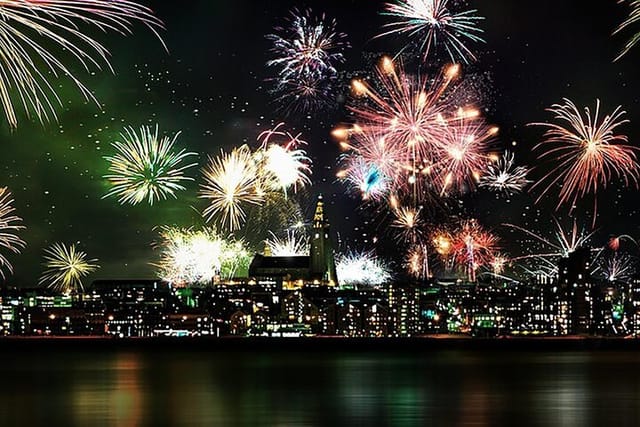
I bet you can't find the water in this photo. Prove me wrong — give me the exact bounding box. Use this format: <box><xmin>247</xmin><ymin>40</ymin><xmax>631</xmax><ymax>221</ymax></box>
<box><xmin>1</xmin><ymin>346</ymin><xmax>639</xmax><ymax>426</ymax></box>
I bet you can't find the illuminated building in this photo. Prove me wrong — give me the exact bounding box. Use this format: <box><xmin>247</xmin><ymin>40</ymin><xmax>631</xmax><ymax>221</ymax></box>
<box><xmin>249</xmin><ymin>195</ymin><xmax>338</xmax><ymax>288</ymax></box>
<box><xmin>559</xmin><ymin>247</ymin><xmax>595</xmax><ymax>335</ymax></box>
<box><xmin>388</xmin><ymin>284</ymin><xmax>420</xmax><ymax>336</ymax></box>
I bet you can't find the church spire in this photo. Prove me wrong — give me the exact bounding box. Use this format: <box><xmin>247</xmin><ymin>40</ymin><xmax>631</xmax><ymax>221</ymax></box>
<box><xmin>313</xmin><ymin>194</ymin><xmax>326</xmax><ymax>228</ymax></box>
<box><xmin>309</xmin><ymin>194</ymin><xmax>337</xmax><ymax>285</ymax></box>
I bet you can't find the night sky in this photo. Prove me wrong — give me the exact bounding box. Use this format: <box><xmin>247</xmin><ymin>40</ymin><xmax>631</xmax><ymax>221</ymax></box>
<box><xmin>1</xmin><ymin>0</ymin><xmax>639</xmax><ymax>287</ymax></box>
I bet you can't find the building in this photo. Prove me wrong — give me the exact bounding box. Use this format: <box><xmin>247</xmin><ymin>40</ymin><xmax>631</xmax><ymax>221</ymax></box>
<box><xmin>249</xmin><ymin>195</ymin><xmax>338</xmax><ymax>288</ymax></box>
<box><xmin>559</xmin><ymin>247</ymin><xmax>595</xmax><ymax>335</ymax></box>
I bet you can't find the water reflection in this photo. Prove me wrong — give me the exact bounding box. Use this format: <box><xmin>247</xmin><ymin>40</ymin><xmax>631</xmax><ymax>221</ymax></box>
<box><xmin>0</xmin><ymin>349</ymin><xmax>638</xmax><ymax>426</ymax></box>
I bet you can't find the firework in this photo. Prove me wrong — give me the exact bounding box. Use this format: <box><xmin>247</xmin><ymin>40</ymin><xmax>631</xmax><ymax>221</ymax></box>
<box><xmin>153</xmin><ymin>227</ymin><xmax>251</xmax><ymax>286</ymax></box>
<box><xmin>530</xmin><ymin>99</ymin><xmax>639</xmax><ymax>220</ymax></box>
<box><xmin>435</xmin><ymin>118</ymin><xmax>497</xmax><ymax>194</ymax></box>
<box><xmin>256</xmin><ymin>123</ymin><xmax>312</xmax><ymax>193</ymax></box>
<box><xmin>479</xmin><ymin>151</ymin><xmax>531</xmax><ymax>195</ymax></box>
<box><xmin>337</xmin><ymin>155</ymin><xmax>391</xmax><ymax>202</ymax></box>
<box><xmin>505</xmin><ymin>218</ymin><xmax>601</xmax><ymax>281</ymax></box>
<box><xmin>608</xmin><ymin>234</ymin><xmax>638</xmax><ymax>251</ymax></box>
<box><xmin>336</xmin><ymin>127</ymin><xmax>401</xmax><ymax>201</ymax></box>
<box><xmin>103</xmin><ymin>125</ymin><xmax>197</xmax><ymax>206</ymax></box>
<box><xmin>391</xmin><ymin>204</ymin><xmax>422</xmax><ymax>243</ymax></box>
<box><xmin>266</xmin><ymin>8</ymin><xmax>348</xmax><ymax>113</ymax></box>
<box><xmin>0</xmin><ymin>187</ymin><xmax>25</xmax><ymax>279</ymax></box>
<box><xmin>345</xmin><ymin>57</ymin><xmax>477</xmax><ymax>201</ymax></box>
<box><xmin>39</xmin><ymin>243</ymin><xmax>99</xmax><ymax>294</ymax></box>
<box><xmin>406</xmin><ymin>244</ymin><xmax>430</xmax><ymax>279</ymax></box>
<box><xmin>349</xmin><ymin>58</ymin><xmax>461</xmax><ymax>165</ymax></box>
<box><xmin>423</xmin><ymin>228</ymin><xmax>455</xmax><ymax>275</ymax></box>
<box><xmin>199</xmin><ymin>145</ymin><xmax>264</xmax><ymax>232</ymax></box>
<box><xmin>595</xmin><ymin>252</ymin><xmax>636</xmax><ymax>283</ymax></box>
<box><xmin>0</xmin><ymin>0</ymin><xmax>164</xmax><ymax>128</ymax></box>
<box><xmin>506</xmin><ymin>219</ymin><xmax>597</xmax><ymax>260</ymax></box>
<box><xmin>490</xmin><ymin>254</ymin><xmax>509</xmax><ymax>276</ymax></box>
<box><xmin>378</xmin><ymin>0</ymin><xmax>485</xmax><ymax>64</ymax></box>
<box><xmin>336</xmin><ymin>251</ymin><xmax>392</xmax><ymax>287</ymax></box>
<box><xmin>265</xmin><ymin>230</ymin><xmax>309</xmax><ymax>256</ymax></box>
<box><xmin>614</xmin><ymin>0</ymin><xmax>640</xmax><ymax>61</ymax></box>
<box><xmin>451</xmin><ymin>219</ymin><xmax>499</xmax><ymax>282</ymax></box>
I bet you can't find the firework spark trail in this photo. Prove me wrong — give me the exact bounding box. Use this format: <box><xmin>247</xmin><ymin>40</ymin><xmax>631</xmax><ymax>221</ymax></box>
<box><xmin>614</xmin><ymin>0</ymin><xmax>640</xmax><ymax>61</ymax></box>
<box><xmin>336</xmin><ymin>251</ymin><xmax>392</xmax><ymax>287</ymax></box>
<box><xmin>505</xmin><ymin>219</ymin><xmax>598</xmax><ymax>260</ymax></box>
<box><xmin>0</xmin><ymin>187</ymin><xmax>25</xmax><ymax>279</ymax></box>
<box><xmin>530</xmin><ymin>99</ymin><xmax>639</xmax><ymax>225</ymax></box>
<box><xmin>103</xmin><ymin>125</ymin><xmax>197</xmax><ymax>206</ymax></box>
<box><xmin>39</xmin><ymin>242</ymin><xmax>99</xmax><ymax>294</ymax></box>
<box><xmin>0</xmin><ymin>0</ymin><xmax>164</xmax><ymax>128</ymax></box>
<box><xmin>153</xmin><ymin>226</ymin><xmax>250</xmax><ymax>286</ymax></box>
<box><xmin>504</xmin><ymin>219</ymin><xmax>607</xmax><ymax>281</ymax></box>
<box><xmin>479</xmin><ymin>150</ymin><xmax>531</xmax><ymax>195</ymax></box>
<box><xmin>378</xmin><ymin>0</ymin><xmax>485</xmax><ymax>64</ymax></box>
<box><xmin>199</xmin><ymin>145</ymin><xmax>264</xmax><ymax>232</ymax></box>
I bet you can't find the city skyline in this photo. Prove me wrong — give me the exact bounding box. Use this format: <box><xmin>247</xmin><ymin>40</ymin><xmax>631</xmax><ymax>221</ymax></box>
<box><xmin>0</xmin><ymin>0</ymin><xmax>639</xmax><ymax>289</ymax></box>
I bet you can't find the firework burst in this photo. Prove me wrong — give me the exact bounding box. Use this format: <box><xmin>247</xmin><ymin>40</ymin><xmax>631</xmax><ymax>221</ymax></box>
<box><xmin>336</xmin><ymin>127</ymin><xmax>402</xmax><ymax>201</ymax></box>
<box><xmin>349</xmin><ymin>58</ymin><xmax>461</xmax><ymax>166</ymax></box>
<box><xmin>337</xmin><ymin>155</ymin><xmax>391</xmax><ymax>202</ymax></box>
<box><xmin>451</xmin><ymin>219</ymin><xmax>499</xmax><ymax>282</ymax></box>
<box><xmin>153</xmin><ymin>227</ymin><xmax>251</xmax><ymax>286</ymax></box>
<box><xmin>265</xmin><ymin>230</ymin><xmax>309</xmax><ymax>256</ymax></box>
<box><xmin>406</xmin><ymin>244</ymin><xmax>430</xmax><ymax>279</ymax></box>
<box><xmin>378</xmin><ymin>0</ymin><xmax>485</xmax><ymax>64</ymax></box>
<box><xmin>0</xmin><ymin>187</ymin><xmax>25</xmax><ymax>279</ymax></box>
<box><xmin>256</xmin><ymin>123</ymin><xmax>312</xmax><ymax>194</ymax></box>
<box><xmin>103</xmin><ymin>125</ymin><xmax>197</xmax><ymax>206</ymax></box>
<box><xmin>531</xmin><ymin>98</ymin><xmax>639</xmax><ymax>222</ymax></box>
<box><xmin>199</xmin><ymin>145</ymin><xmax>264</xmax><ymax>232</ymax></box>
<box><xmin>0</xmin><ymin>0</ymin><xmax>164</xmax><ymax>128</ymax></box>
<box><xmin>266</xmin><ymin>8</ymin><xmax>348</xmax><ymax>113</ymax></box>
<box><xmin>435</xmin><ymin>118</ymin><xmax>497</xmax><ymax>195</ymax></box>
<box><xmin>479</xmin><ymin>151</ymin><xmax>531</xmax><ymax>195</ymax></box>
<box><xmin>39</xmin><ymin>243</ymin><xmax>99</xmax><ymax>294</ymax></box>
<box><xmin>344</xmin><ymin>57</ymin><xmax>483</xmax><ymax>203</ymax></box>
<box><xmin>336</xmin><ymin>251</ymin><xmax>392</xmax><ymax>288</ymax></box>
<box><xmin>595</xmin><ymin>252</ymin><xmax>636</xmax><ymax>283</ymax></box>
<box><xmin>391</xmin><ymin>204</ymin><xmax>423</xmax><ymax>243</ymax></box>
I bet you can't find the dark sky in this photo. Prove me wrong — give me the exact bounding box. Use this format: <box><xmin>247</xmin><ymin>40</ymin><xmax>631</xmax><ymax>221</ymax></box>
<box><xmin>1</xmin><ymin>0</ymin><xmax>639</xmax><ymax>286</ymax></box>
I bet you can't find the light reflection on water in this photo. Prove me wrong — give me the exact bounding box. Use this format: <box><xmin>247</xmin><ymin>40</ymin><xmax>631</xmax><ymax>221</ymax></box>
<box><xmin>0</xmin><ymin>349</ymin><xmax>639</xmax><ymax>426</ymax></box>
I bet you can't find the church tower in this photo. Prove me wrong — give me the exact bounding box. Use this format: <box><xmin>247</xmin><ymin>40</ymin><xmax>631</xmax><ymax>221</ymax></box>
<box><xmin>309</xmin><ymin>195</ymin><xmax>338</xmax><ymax>285</ymax></box>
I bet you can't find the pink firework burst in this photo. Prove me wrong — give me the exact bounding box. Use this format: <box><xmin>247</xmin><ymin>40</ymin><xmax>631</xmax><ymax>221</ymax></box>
<box><xmin>451</xmin><ymin>219</ymin><xmax>499</xmax><ymax>282</ymax></box>
<box><xmin>530</xmin><ymin>98</ymin><xmax>639</xmax><ymax>224</ymax></box>
<box><xmin>434</xmin><ymin>117</ymin><xmax>497</xmax><ymax>195</ymax></box>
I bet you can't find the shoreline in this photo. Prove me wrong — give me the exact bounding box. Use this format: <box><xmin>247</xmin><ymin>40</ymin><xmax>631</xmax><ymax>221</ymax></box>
<box><xmin>0</xmin><ymin>336</ymin><xmax>639</xmax><ymax>352</ymax></box>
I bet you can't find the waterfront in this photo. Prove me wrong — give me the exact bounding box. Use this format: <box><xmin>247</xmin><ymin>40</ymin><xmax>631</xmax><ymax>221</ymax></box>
<box><xmin>1</xmin><ymin>345</ymin><xmax>639</xmax><ymax>426</ymax></box>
